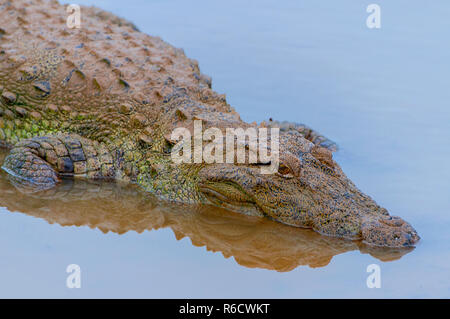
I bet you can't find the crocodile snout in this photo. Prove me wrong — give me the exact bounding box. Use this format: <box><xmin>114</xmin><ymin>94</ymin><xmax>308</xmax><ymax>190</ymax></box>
<box><xmin>361</xmin><ymin>215</ymin><xmax>420</xmax><ymax>247</ymax></box>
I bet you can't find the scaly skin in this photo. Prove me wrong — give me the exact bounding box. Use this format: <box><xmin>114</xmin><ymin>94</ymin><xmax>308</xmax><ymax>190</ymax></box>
<box><xmin>0</xmin><ymin>0</ymin><xmax>419</xmax><ymax>247</ymax></box>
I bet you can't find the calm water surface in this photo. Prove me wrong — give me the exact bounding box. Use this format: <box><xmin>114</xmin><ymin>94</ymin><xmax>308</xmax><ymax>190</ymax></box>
<box><xmin>0</xmin><ymin>0</ymin><xmax>449</xmax><ymax>297</ymax></box>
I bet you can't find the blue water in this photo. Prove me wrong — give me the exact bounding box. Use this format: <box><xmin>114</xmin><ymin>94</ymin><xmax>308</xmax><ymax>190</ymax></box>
<box><xmin>0</xmin><ymin>0</ymin><xmax>449</xmax><ymax>297</ymax></box>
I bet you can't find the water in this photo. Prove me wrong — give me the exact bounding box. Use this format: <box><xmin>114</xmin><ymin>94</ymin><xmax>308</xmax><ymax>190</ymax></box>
<box><xmin>0</xmin><ymin>0</ymin><xmax>449</xmax><ymax>297</ymax></box>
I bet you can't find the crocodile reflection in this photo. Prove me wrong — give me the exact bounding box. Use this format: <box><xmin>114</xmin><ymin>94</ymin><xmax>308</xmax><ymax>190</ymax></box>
<box><xmin>0</xmin><ymin>160</ymin><xmax>413</xmax><ymax>272</ymax></box>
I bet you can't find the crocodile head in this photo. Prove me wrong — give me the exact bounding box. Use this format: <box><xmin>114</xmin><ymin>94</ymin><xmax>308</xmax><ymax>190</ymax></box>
<box><xmin>197</xmin><ymin>130</ymin><xmax>420</xmax><ymax>247</ymax></box>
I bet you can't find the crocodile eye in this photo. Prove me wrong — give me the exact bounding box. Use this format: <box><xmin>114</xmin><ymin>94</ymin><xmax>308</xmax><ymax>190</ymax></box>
<box><xmin>277</xmin><ymin>163</ymin><xmax>294</xmax><ymax>178</ymax></box>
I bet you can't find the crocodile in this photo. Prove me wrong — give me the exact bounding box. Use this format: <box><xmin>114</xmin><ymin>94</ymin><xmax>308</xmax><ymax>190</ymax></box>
<box><xmin>0</xmin><ymin>0</ymin><xmax>419</xmax><ymax>247</ymax></box>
